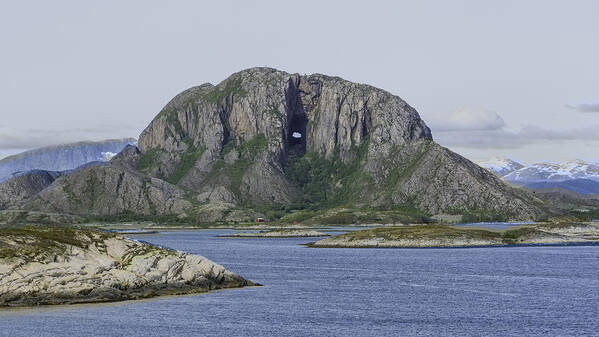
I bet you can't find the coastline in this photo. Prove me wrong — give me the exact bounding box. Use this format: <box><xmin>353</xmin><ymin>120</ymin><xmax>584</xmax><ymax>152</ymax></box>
<box><xmin>308</xmin><ymin>223</ymin><xmax>599</xmax><ymax>248</ymax></box>
<box><xmin>0</xmin><ymin>227</ymin><xmax>255</xmax><ymax>308</ymax></box>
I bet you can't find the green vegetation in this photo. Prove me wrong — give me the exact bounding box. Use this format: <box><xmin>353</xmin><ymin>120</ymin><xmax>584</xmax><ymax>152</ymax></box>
<box><xmin>447</xmin><ymin>207</ymin><xmax>511</xmax><ymax>223</ymax></box>
<box><xmin>265</xmin><ymin>105</ymin><xmax>284</xmax><ymax>120</ymax></box>
<box><xmin>501</xmin><ymin>227</ymin><xmax>541</xmax><ymax>243</ymax></box>
<box><xmin>569</xmin><ymin>207</ymin><xmax>599</xmax><ymax>221</ymax></box>
<box><xmin>284</xmin><ymin>140</ymin><xmax>372</xmax><ymax>209</ymax></box>
<box><xmin>82</xmin><ymin>170</ymin><xmax>101</xmax><ymax>211</ymax></box>
<box><xmin>165</xmin><ymin>142</ymin><xmax>205</xmax><ymax>185</ymax></box>
<box><xmin>393</xmin><ymin>141</ymin><xmax>432</xmax><ymax>183</ymax></box>
<box><xmin>325</xmin><ymin>225</ymin><xmax>502</xmax><ymax>242</ymax></box>
<box><xmin>206</xmin><ymin>134</ymin><xmax>268</xmax><ymax>199</ymax></box>
<box><xmin>204</xmin><ymin>77</ymin><xmax>247</xmax><ymax>104</ymax></box>
<box><xmin>83</xmin><ymin>212</ymin><xmax>205</xmax><ymax>226</ymax></box>
<box><xmin>137</xmin><ymin>148</ymin><xmax>163</xmax><ymax>173</ymax></box>
<box><xmin>0</xmin><ymin>226</ymin><xmax>114</xmax><ymax>260</ymax></box>
<box><xmin>313</xmin><ymin>221</ymin><xmax>595</xmax><ymax>247</ymax></box>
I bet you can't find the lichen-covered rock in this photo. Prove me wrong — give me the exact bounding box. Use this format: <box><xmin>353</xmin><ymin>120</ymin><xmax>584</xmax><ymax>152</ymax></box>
<box><xmin>0</xmin><ymin>227</ymin><xmax>253</xmax><ymax>307</ymax></box>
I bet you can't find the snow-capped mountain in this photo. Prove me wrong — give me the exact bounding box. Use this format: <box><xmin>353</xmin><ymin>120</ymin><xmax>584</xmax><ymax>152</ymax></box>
<box><xmin>0</xmin><ymin>138</ymin><xmax>136</xmax><ymax>182</ymax></box>
<box><xmin>476</xmin><ymin>157</ymin><xmax>524</xmax><ymax>177</ymax></box>
<box><xmin>476</xmin><ymin>158</ymin><xmax>599</xmax><ymax>194</ymax></box>
<box><xmin>504</xmin><ymin>159</ymin><xmax>599</xmax><ymax>183</ymax></box>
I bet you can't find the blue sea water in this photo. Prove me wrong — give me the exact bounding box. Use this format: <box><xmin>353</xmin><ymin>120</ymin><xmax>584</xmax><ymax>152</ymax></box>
<box><xmin>1</xmin><ymin>230</ymin><xmax>598</xmax><ymax>336</ymax></box>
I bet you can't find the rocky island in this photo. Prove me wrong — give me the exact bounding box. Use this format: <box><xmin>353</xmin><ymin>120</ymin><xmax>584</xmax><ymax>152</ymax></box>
<box><xmin>0</xmin><ymin>227</ymin><xmax>254</xmax><ymax>307</ymax></box>
<box><xmin>308</xmin><ymin>222</ymin><xmax>599</xmax><ymax>248</ymax></box>
<box><xmin>0</xmin><ymin>67</ymin><xmax>552</xmax><ymax>226</ymax></box>
<box><xmin>221</xmin><ymin>229</ymin><xmax>330</xmax><ymax>238</ymax></box>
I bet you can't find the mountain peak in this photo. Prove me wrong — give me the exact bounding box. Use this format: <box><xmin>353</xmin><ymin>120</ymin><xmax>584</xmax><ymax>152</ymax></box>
<box><xmin>476</xmin><ymin>157</ymin><xmax>524</xmax><ymax>176</ymax></box>
<box><xmin>5</xmin><ymin>68</ymin><xmax>546</xmax><ymax>221</ymax></box>
<box><xmin>0</xmin><ymin>138</ymin><xmax>136</xmax><ymax>182</ymax></box>
<box><xmin>504</xmin><ymin>159</ymin><xmax>599</xmax><ymax>183</ymax></box>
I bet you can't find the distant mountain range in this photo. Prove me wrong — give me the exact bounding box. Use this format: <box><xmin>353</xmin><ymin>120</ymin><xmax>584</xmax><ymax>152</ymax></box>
<box><xmin>0</xmin><ymin>138</ymin><xmax>136</xmax><ymax>182</ymax></box>
<box><xmin>475</xmin><ymin>158</ymin><xmax>524</xmax><ymax>177</ymax></box>
<box><xmin>522</xmin><ymin>179</ymin><xmax>599</xmax><ymax>195</ymax></box>
<box><xmin>477</xmin><ymin>158</ymin><xmax>599</xmax><ymax>195</ymax></box>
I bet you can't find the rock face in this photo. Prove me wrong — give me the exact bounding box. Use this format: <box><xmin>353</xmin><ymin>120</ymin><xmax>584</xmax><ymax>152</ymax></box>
<box><xmin>0</xmin><ymin>138</ymin><xmax>136</xmax><ymax>182</ymax></box>
<box><xmin>16</xmin><ymin>67</ymin><xmax>548</xmax><ymax>221</ymax></box>
<box><xmin>21</xmin><ymin>146</ymin><xmax>192</xmax><ymax>216</ymax></box>
<box><xmin>0</xmin><ymin>170</ymin><xmax>61</xmax><ymax>209</ymax></box>
<box><xmin>0</xmin><ymin>227</ymin><xmax>253</xmax><ymax>307</ymax></box>
<box><xmin>132</xmin><ymin>67</ymin><xmax>544</xmax><ymax>219</ymax></box>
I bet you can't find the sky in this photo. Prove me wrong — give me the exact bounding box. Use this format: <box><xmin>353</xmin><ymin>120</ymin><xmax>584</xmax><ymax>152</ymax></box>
<box><xmin>0</xmin><ymin>0</ymin><xmax>598</xmax><ymax>164</ymax></box>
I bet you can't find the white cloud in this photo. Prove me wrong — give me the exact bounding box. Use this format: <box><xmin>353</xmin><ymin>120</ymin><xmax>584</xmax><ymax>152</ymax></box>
<box><xmin>426</xmin><ymin>107</ymin><xmax>505</xmax><ymax>131</ymax></box>
<box><xmin>429</xmin><ymin>108</ymin><xmax>599</xmax><ymax>149</ymax></box>
<box><xmin>566</xmin><ymin>102</ymin><xmax>599</xmax><ymax>112</ymax></box>
<box><xmin>0</xmin><ymin>125</ymin><xmax>137</xmax><ymax>150</ymax></box>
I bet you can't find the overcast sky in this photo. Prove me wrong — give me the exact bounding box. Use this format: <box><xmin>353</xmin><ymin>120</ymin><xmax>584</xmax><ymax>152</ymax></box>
<box><xmin>1</xmin><ymin>0</ymin><xmax>598</xmax><ymax>164</ymax></box>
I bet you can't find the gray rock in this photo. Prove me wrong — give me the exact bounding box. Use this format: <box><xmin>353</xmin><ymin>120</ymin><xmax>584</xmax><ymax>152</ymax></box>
<box><xmin>14</xmin><ymin>67</ymin><xmax>548</xmax><ymax>220</ymax></box>
<box><xmin>0</xmin><ymin>228</ymin><xmax>253</xmax><ymax>307</ymax></box>
<box><xmin>0</xmin><ymin>170</ymin><xmax>60</xmax><ymax>209</ymax></box>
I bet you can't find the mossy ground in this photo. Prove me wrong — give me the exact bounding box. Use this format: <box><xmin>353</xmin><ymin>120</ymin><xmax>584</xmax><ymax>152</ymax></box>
<box><xmin>0</xmin><ymin>226</ymin><xmax>115</xmax><ymax>260</ymax></box>
<box><xmin>330</xmin><ymin>225</ymin><xmax>502</xmax><ymax>242</ymax></box>
<box><xmin>314</xmin><ymin>223</ymin><xmax>590</xmax><ymax>247</ymax></box>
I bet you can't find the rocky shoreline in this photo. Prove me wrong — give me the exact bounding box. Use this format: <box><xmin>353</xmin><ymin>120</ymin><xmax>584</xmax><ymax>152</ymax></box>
<box><xmin>221</xmin><ymin>229</ymin><xmax>330</xmax><ymax>238</ymax></box>
<box><xmin>0</xmin><ymin>227</ymin><xmax>254</xmax><ymax>307</ymax></box>
<box><xmin>309</xmin><ymin>223</ymin><xmax>599</xmax><ymax>248</ymax></box>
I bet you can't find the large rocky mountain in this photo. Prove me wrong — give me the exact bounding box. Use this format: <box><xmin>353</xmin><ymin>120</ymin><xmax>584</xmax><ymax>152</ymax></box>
<box><xmin>7</xmin><ymin>68</ymin><xmax>548</xmax><ymax>221</ymax></box>
<box><xmin>522</xmin><ymin>179</ymin><xmax>599</xmax><ymax>195</ymax></box>
<box><xmin>0</xmin><ymin>138</ymin><xmax>136</xmax><ymax>182</ymax></box>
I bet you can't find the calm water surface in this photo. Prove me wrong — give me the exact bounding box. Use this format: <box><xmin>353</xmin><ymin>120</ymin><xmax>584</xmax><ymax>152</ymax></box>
<box><xmin>1</xmin><ymin>230</ymin><xmax>598</xmax><ymax>336</ymax></box>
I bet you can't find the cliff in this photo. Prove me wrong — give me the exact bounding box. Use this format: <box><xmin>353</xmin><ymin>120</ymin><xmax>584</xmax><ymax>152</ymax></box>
<box><xmin>13</xmin><ymin>68</ymin><xmax>548</xmax><ymax>221</ymax></box>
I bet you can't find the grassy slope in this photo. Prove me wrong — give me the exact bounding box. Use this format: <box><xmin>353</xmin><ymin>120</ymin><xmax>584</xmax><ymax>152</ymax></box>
<box><xmin>0</xmin><ymin>226</ymin><xmax>115</xmax><ymax>260</ymax></box>
<box><xmin>311</xmin><ymin>223</ymin><xmax>596</xmax><ymax>247</ymax></box>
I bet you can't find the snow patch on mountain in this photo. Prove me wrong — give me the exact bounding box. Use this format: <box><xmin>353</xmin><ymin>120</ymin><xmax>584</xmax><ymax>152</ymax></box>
<box><xmin>476</xmin><ymin>157</ymin><xmax>524</xmax><ymax>176</ymax></box>
<box><xmin>101</xmin><ymin>151</ymin><xmax>118</xmax><ymax>161</ymax></box>
<box><xmin>504</xmin><ymin>159</ymin><xmax>599</xmax><ymax>183</ymax></box>
<box><xmin>0</xmin><ymin>138</ymin><xmax>136</xmax><ymax>182</ymax></box>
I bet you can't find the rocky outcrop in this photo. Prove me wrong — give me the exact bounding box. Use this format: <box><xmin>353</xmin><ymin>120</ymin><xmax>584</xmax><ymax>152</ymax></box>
<box><xmin>310</xmin><ymin>226</ymin><xmax>504</xmax><ymax>248</ymax></box>
<box><xmin>16</xmin><ymin>67</ymin><xmax>548</xmax><ymax>220</ymax></box>
<box><xmin>363</xmin><ymin>140</ymin><xmax>545</xmax><ymax>216</ymax></box>
<box><xmin>0</xmin><ymin>227</ymin><xmax>253</xmax><ymax>307</ymax></box>
<box><xmin>0</xmin><ymin>170</ymin><xmax>61</xmax><ymax>209</ymax></box>
<box><xmin>221</xmin><ymin>229</ymin><xmax>330</xmax><ymax>238</ymax></box>
<box><xmin>131</xmin><ymin>67</ymin><xmax>545</xmax><ymax>219</ymax></box>
<box><xmin>309</xmin><ymin>223</ymin><xmax>599</xmax><ymax>248</ymax></box>
<box><xmin>22</xmin><ymin>164</ymin><xmax>192</xmax><ymax>217</ymax></box>
<box><xmin>0</xmin><ymin>138</ymin><xmax>135</xmax><ymax>182</ymax></box>
<box><xmin>135</xmin><ymin>68</ymin><xmax>432</xmax><ymax>204</ymax></box>
<box><xmin>0</xmin><ymin>210</ymin><xmax>84</xmax><ymax>226</ymax></box>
